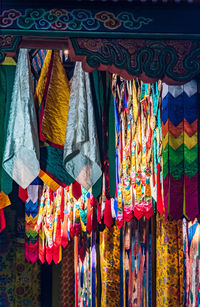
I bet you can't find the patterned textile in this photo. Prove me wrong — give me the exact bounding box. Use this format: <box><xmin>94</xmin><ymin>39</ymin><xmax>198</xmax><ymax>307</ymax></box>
<box><xmin>156</xmin><ymin>214</ymin><xmax>184</xmax><ymax>306</ymax></box>
<box><xmin>3</xmin><ymin>49</ymin><xmax>40</xmax><ymax>189</ymax></box>
<box><xmin>35</xmin><ymin>50</ymin><xmax>70</xmax><ymax>148</ymax></box>
<box><xmin>61</xmin><ymin>239</ymin><xmax>75</xmax><ymax>307</ymax></box>
<box><xmin>162</xmin><ymin>81</ymin><xmax>199</xmax><ymax>220</ymax></box>
<box><xmin>100</xmin><ymin>224</ymin><xmax>120</xmax><ymax>306</ymax></box>
<box><xmin>63</xmin><ymin>62</ymin><xmax>102</xmax><ymax>190</ymax></box>
<box><xmin>183</xmin><ymin>219</ymin><xmax>200</xmax><ymax>307</ymax></box>
<box><xmin>25</xmin><ymin>177</ymin><xmax>43</xmax><ymax>263</ymax></box>
<box><xmin>124</xmin><ymin>219</ymin><xmax>151</xmax><ymax>307</ymax></box>
<box><xmin>0</xmin><ymin>207</ymin><xmax>41</xmax><ymax>306</ymax></box>
<box><xmin>113</xmin><ymin>76</ymin><xmax>163</xmax><ymax>225</ymax></box>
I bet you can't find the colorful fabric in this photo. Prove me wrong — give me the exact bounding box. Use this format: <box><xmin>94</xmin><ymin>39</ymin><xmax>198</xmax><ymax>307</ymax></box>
<box><xmin>3</xmin><ymin>49</ymin><xmax>40</xmax><ymax>189</ymax></box>
<box><xmin>0</xmin><ymin>207</ymin><xmax>41</xmax><ymax>306</ymax></box>
<box><xmin>156</xmin><ymin>213</ymin><xmax>184</xmax><ymax>306</ymax></box>
<box><xmin>25</xmin><ymin>177</ymin><xmax>43</xmax><ymax>263</ymax></box>
<box><xmin>63</xmin><ymin>62</ymin><xmax>102</xmax><ymax>190</ymax></box>
<box><xmin>35</xmin><ymin>50</ymin><xmax>70</xmax><ymax>148</ymax></box>
<box><xmin>100</xmin><ymin>224</ymin><xmax>121</xmax><ymax>306</ymax></box>
<box><xmin>123</xmin><ymin>219</ymin><xmax>151</xmax><ymax>307</ymax></box>
<box><xmin>162</xmin><ymin>81</ymin><xmax>199</xmax><ymax>220</ymax></box>
<box><xmin>61</xmin><ymin>239</ymin><xmax>75</xmax><ymax>307</ymax></box>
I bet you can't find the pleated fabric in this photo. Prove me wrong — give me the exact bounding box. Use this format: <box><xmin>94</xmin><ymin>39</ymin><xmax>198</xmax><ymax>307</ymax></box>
<box><xmin>162</xmin><ymin>81</ymin><xmax>199</xmax><ymax>220</ymax></box>
<box><xmin>3</xmin><ymin>49</ymin><xmax>40</xmax><ymax>189</ymax></box>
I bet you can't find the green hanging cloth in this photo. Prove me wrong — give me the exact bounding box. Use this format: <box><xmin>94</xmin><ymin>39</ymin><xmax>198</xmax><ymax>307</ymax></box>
<box><xmin>0</xmin><ymin>58</ymin><xmax>16</xmax><ymax>194</ymax></box>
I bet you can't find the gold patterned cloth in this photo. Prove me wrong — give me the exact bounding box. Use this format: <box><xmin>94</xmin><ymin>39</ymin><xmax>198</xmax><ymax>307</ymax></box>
<box><xmin>35</xmin><ymin>50</ymin><xmax>70</xmax><ymax>148</ymax></box>
<box><xmin>100</xmin><ymin>224</ymin><xmax>120</xmax><ymax>306</ymax></box>
<box><xmin>156</xmin><ymin>214</ymin><xmax>184</xmax><ymax>306</ymax></box>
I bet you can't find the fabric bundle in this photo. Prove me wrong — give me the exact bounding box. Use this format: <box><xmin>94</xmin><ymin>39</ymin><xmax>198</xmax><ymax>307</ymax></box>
<box><xmin>113</xmin><ymin>76</ymin><xmax>163</xmax><ymax>226</ymax></box>
<box><xmin>2</xmin><ymin>49</ymin><xmax>40</xmax><ymax>189</ymax></box>
<box><xmin>162</xmin><ymin>81</ymin><xmax>199</xmax><ymax>220</ymax></box>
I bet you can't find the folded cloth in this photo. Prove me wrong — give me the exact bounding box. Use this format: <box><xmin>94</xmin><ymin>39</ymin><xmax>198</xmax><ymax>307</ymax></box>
<box><xmin>3</xmin><ymin>49</ymin><xmax>40</xmax><ymax>189</ymax></box>
<box><xmin>63</xmin><ymin>62</ymin><xmax>102</xmax><ymax>190</ymax></box>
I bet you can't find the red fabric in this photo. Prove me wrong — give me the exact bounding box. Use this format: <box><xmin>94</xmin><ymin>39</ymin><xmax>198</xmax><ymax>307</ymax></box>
<box><xmin>157</xmin><ymin>163</ymin><xmax>163</xmax><ymax>214</ymax></box>
<box><xmin>46</xmin><ymin>247</ymin><xmax>53</xmax><ymax>264</ymax></box>
<box><xmin>72</xmin><ymin>181</ymin><xmax>82</xmax><ymax>200</ymax></box>
<box><xmin>61</xmin><ymin>215</ymin><xmax>68</xmax><ymax>248</ymax></box>
<box><xmin>0</xmin><ymin>209</ymin><xmax>6</xmax><ymax>232</ymax></box>
<box><xmin>53</xmin><ymin>246</ymin><xmax>60</xmax><ymax>264</ymax></box>
<box><xmin>55</xmin><ymin>215</ymin><xmax>61</xmax><ymax>248</ymax></box>
<box><xmin>86</xmin><ymin>198</ymin><xmax>92</xmax><ymax>234</ymax></box>
<box><xmin>18</xmin><ymin>186</ymin><xmax>28</xmax><ymax>203</ymax></box>
<box><xmin>60</xmin><ymin>188</ymin><xmax>64</xmax><ymax>222</ymax></box>
<box><xmin>104</xmin><ymin>197</ymin><xmax>113</xmax><ymax>227</ymax></box>
<box><xmin>39</xmin><ymin>241</ymin><xmax>45</xmax><ymax>264</ymax></box>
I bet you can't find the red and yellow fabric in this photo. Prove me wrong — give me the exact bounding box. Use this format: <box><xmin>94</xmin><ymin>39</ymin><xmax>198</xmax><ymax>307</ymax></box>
<box><xmin>100</xmin><ymin>224</ymin><xmax>120</xmax><ymax>306</ymax></box>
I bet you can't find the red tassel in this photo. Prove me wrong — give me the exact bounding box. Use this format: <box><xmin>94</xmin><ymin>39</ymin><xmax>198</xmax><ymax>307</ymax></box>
<box><xmin>18</xmin><ymin>186</ymin><xmax>28</xmax><ymax>203</ymax></box>
<box><xmin>46</xmin><ymin>247</ymin><xmax>53</xmax><ymax>264</ymax></box>
<box><xmin>157</xmin><ymin>163</ymin><xmax>163</xmax><ymax>214</ymax></box>
<box><xmin>72</xmin><ymin>181</ymin><xmax>82</xmax><ymax>200</ymax></box>
<box><xmin>0</xmin><ymin>209</ymin><xmax>6</xmax><ymax>232</ymax></box>
<box><xmin>60</xmin><ymin>188</ymin><xmax>64</xmax><ymax>222</ymax></box>
<box><xmin>104</xmin><ymin>197</ymin><xmax>113</xmax><ymax>227</ymax></box>
<box><xmin>86</xmin><ymin>198</ymin><xmax>92</xmax><ymax>234</ymax></box>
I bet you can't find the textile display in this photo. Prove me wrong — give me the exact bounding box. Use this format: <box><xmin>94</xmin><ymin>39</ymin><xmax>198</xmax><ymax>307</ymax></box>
<box><xmin>2</xmin><ymin>48</ymin><xmax>200</xmax><ymax>307</ymax></box>
<box><xmin>113</xmin><ymin>76</ymin><xmax>163</xmax><ymax>226</ymax></box>
<box><xmin>162</xmin><ymin>81</ymin><xmax>199</xmax><ymax>220</ymax></box>
<box><xmin>2</xmin><ymin>49</ymin><xmax>40</xmax><ymax>189</ymax></box>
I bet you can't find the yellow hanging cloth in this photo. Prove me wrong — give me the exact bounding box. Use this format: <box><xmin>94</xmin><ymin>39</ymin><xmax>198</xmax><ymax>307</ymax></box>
<box><xmin>35</xmin><ymin>50</ymin><xmax>70</xmax><ymax>148</ymax></box>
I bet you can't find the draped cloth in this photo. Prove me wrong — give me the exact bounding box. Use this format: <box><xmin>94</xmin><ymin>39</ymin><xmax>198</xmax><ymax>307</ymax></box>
<box><xmin>2</xmin><ymin>49</ymin><xmax>40</xmax><ymax>189</ymax></box>
<box><xmin>0</xmin><ymin>57</ymin><xmax>16</xmax><ymax>195</ymax></box>
<box><xmin>162</xmin><ymin>81</ymin><xmax>199</xmax><ymax>220</ymax></box>
<box><xmin>156</xmin><ymin>214</ymin><xmax>184</xmax><ymax>306</ymax></box>
<box><xmin>35</xmin><ymin>50</ymin><xmax>70</xmax><ymax>148</ymax></box>
<box><xmin>63</xmin><ymin>62</ymin><xmax>102</xmax><ymax>191</ymax></box>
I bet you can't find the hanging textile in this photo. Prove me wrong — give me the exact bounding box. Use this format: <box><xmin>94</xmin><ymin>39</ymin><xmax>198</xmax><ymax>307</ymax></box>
<box><xmin>113</xmin><ymin>76</ymin><xmax>162</xmax><ymax>225</ymax></box>
<box><xmin>0</xmin><ymin>207</ymin><xmax>41</xmax><ymax>306</ymax></box>
<box><xmin>0</xmin><ymin>57</ymin><xmax>16</xmax><ymax>195</ymax></box>
<box><xmin>35</xmin><ymin>50</ymin><xmax>70</xmax><ymax>148</ymax></box>
<box><xmin>34</xmin><ymin>50</ymin><xmax>74</xmax><ymax>190</ymax></box>
<box><xmin>156</xmin><ymin>214</ymin><xmax>184</xmax><ymax>306</ymax></box>
<box><xmin>25</xmin><ymin>177</ymin><xmax>43</xmax><ymax>263</ymax></box>
<box><xmin>183</xmin><ymin>219</ymin><xmax>200</xmax><ymax>307</ymax></box>
<box><xmin>63</xmin><ymin>62</ymin><xmax>102</xmax><ymax>190</ymax></box>
<box><xmin>75</xmin><ymin>232</ymin><xmax>96</xmax><ymax>307</ymax></box>
<box><xmin>99</xmin><ymin>224</ymin><xmax>121</xmax><ymax>306</ymax></box>
<box><xmin>61</xmin><ymin>239</ymin><xmax>75</xmax><ymax>307</ymax></box>
<box><xmin>2</xmin><ymin>49</ymin><xmax>40</xmax><ymax>189</ymax></box>
<box><xmin>162</xmin><ymin>81</ymin><xmax>199</xmax><ymax>220</ymax></box>
<box><xmin>124</xmin><ymin>219</ymin><xmax>151</xmax><ymax>307</ymax></box>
